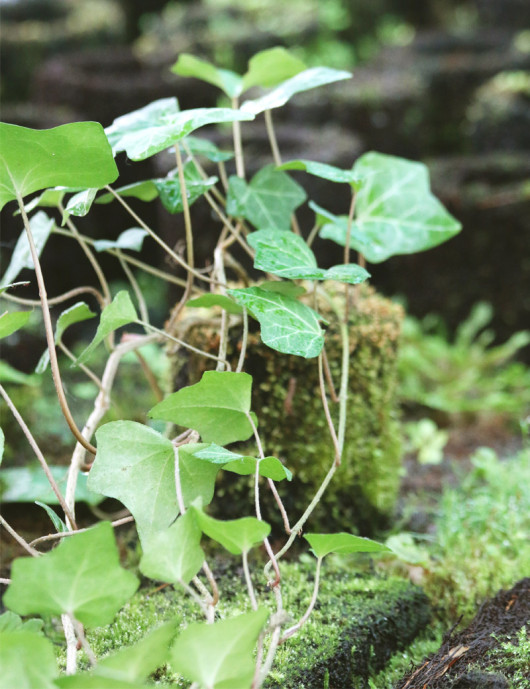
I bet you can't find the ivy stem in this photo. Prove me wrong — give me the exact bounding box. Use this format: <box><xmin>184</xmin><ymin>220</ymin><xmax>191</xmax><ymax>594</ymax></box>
<box><xmin>236</xmin><ymin>307</ymin><xmax>249</xmax><ymax>373</ymax></box>
<box><xmin>3</xmin><ymin>285</ymin><xmax>105</xmax><ymax>309</ymax></box>
<box><xmin>343</xmin><ymin>190</ymin><xmax>357</xmax><ymax>324</ymax></box>
<box><xmin>0</xmin><ymin>515</ymin><xmax>41</xmax><ymax>557</ymax></box>
<box><xmin>14</xmin><ymin>190</ymin><xmax>97</xmax><ymax>456</ymax></box>
<box><xmin>117</xmin><ymin>252</ymin><xmax>149</xmax><ymax>326</ymax></box>
<box><xmin>242</xmin><ymin>550</ymin><xmax>258</xmax><ymax>610</ymax></box>
<box><xmin>280</xmin><ymin>557</ymin><xmax>322</xmax><ymax>642</ymax></box>
<box><xmin>58</xmin><ymin>342</ymin><xmax>104</xmax><ymax>391</ymax></box>
<box><xmin>173</xmin><ymin>446</ymin><xmax>186</xmax><ymax>514</ymax></box>
<box><xmin>214</xmin><ymin>247</ymin><xmax>229</xmax><ymax>372</ymax></box>
<box><xmin>0</xmin><ymin>384</ymin><xmax>77</xmax><ymax>528</ymax></box>
<box><xmin>29</xmin><ymin>516</ymin><xmax>134</xmax><ymax>547</ymax></box>
<box><xmin>70</xmin><ymin>615</ymin><xmax>97</xmax><ymax>667</ymax></box>
<box><xmin>257</xmin><ymin>585</ymin><xmax>284</xmax><ymax>685</ymax></box>
<box><xmin>317</xmin><ymin>353</ymin><xmax>340</xmax><ymax>463</ymax></box>
<box><xmin>264</xmin><ymin>108</ymin><xmax>301</xmax><ymax>235</ymax></box>
<box><xmin>62</xmin><ymin>614</ymin><xmax>77</xmax><ymax>674</ymax></box>
<box><xmin>204</xmin><ymin>191</ymin><xmax>254</xmax><ymax>258</ymax></box>
<box><xmin>232</xmin><ymin>96</ymin><xmax>245</xmax><ymax>179</ymax></box>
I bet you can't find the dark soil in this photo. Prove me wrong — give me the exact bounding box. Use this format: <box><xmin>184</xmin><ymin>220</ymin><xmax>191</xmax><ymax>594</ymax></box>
<box><xmin>395</xmin><ymin>578</ymin><xmax>530</xmax><ymax>688</ymax></box>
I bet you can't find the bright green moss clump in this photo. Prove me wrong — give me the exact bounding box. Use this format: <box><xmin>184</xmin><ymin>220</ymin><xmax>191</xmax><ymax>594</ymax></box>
<box><xmin>170</xmin><ymin>285</ymin><xmax>404</xmax><ymax>535</ymax></box>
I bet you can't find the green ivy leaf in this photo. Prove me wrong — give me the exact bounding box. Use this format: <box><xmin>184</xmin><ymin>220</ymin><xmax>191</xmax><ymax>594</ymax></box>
<box><xmin>148</xmin><ymin>371</ymin><xmax>257</xmax><ymax>445</ymax></box>
<box><xmin>139</xmin><ymin>511</ymin><xmax>204</xmax><ymax>585</ymax></box>
<box><xmin>241</xmin><ymin>46</ymin><xmax>306</xmax><ymax>90</ymax></box>
<box><xmin>172</xmin><ymin>55</ymin><xmax>243</xmax><ymax>98</ymax></box>
<box><xmin>34</xmin><ymin>501</ymin><xmax>67</xmax><ymax>534</ymax></box>
<box><xmin>0</xmin><ymin>310</ymin><xmax>31</xmax><ymax>339</ymax></box>
<box><xmin>23</xmin><ymin>188</ymin><xmax>66</xmax><ymax>213</ymax></box>
<box><xmin>0</xmin><ymin>630</ymin><xmax>57</xmax><ymax>689</ymax></box>
<box><xmin>62</xmin><ymin>188</ymin><xmax>98</xmax><ymax>222</ymax></box>
<box><xmin>258</xmin><ymin>280</ymin><xmax>306</xmax><ymax>298</ymax></box>
<box><xmin>94</xmin><ymin>620</ymin><xmax>179</xmax><ymax>683</ymax></box>
<box><xmin>226</xmin><ymin>165</ymin><xmax>306</xmax><ymax>231</ymax></box>
<box><xmin>186</xmin><ymin>294</ymin><xmax>243</xmax><ymax>315</ymax></box>
<box><xmin>229</xmin><ymin>286</ymin><xmax>324</xmax><ymax>358</ymax></box>
<box><xmin>93</xmin><ymin>228</ymin><xmax>148</xmax><ymax>253</ymax></box>
<box><xmin>0</xmin><ymin>122</ymin><xmax>118</xmax><ymax>211</ymax></box>
<box><xmin>4</xmin><ymin>522</ymin><xmax>139</xmax><ymax>627</ymax></box>
<box><xmin>0</xmin><ymin>211</ymin><xmax>55</xmax><ymax>287</ymax></box>
<box><xmin>179</xmin><ymin>135</ymin><xmax>233</xmax><ymax>163</ymax></box>
<box><xmin>0</xmin><ymin>465</ymin><xmax>102</xmax><ymax>505</ymax></box>
<box><xmin>319</xmin><ymin>153</ymin><xmax>462</xmax><ymax>263</ymax></box>
<box><xmin>55</xmin><ymin>676</ymin><xmax>154</xmax><ymax>689</ymax></box>
<box><xmin>241</xmin><ymin>67</ymin><xmax>351</xmax><ymax>115</ymax></box>
<box><xmin>278</xmin><ymin>159</ymin><xmax>362</xmax><ymax>186</ymax></box>
<box><xmin>304</xmin><ymin>532</ymin><xmax>391</xmax><ymax>559</ymax></box>
<box><xmin>170</xmin><ymin>608</ymin><xmax>269</xmax><ymax>689</ymax></box>
<box><xmin>248</xmin><ymin>229</ymin><xmax>370</xmax><ymax>284</ymax></box>
<box><xmin>0</xmin><ymin>360</ymin><xmax>40</xmax><ymax>385</ymax></box>
<box><xmin>192</xmin><ymin>507</ymin><xmax>270</xmax><ymax>555</ymax></box>
<box><xmin>37</xmin><ymin>301</ymin><xmax>97</xmax><ymax>373</ymax></box>
<box><xmin>105</xmin><ymin>97</ymin><xmax>253</xmax><ymax>161</ymax></box>
<box><xmin>88</xmin><ymin>423</ymin><xmax>219</xmax><ymax>541</ymax></box>
<box><xmin>75</xmin><ymin>291</ymin><xmax>138</xmax><ymax>365</ymax></box>
<box><xmin>193</xmin><ymin>444</ymin><xmax>292</xmax><ymax>481</ymax></box>
<box><xmin>0</xmin><ymin>611</ymin><xmax>43</xmax><ymax>634</ymax></box>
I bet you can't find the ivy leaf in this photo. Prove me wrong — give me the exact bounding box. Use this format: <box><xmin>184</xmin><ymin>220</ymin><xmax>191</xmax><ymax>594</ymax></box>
<box><xmin>226</xmin><ymin>165</ymin><xmax>306</xmax><ymax>232</ymax></box>
<box><xmin>94</xmin><ymin>620</ymin><xmax>179</xmax><ymax>683</ymax></box>
<box><xmin>4</xmin><ymin>522</ymin><xmax>139</xmax><ymax>627</ymax></box>
<box><xmin>75</xmin><ymin>291</ymin><xmax>138</xmax><ymax>365</ymax></box>
<box><xmin>304</xmin><ymin>532</ymin><xmax>391</xmax><ymax>560</ymax></box>
<box><xmin>55</xmin><ymin>677</ymin><xmax>154</xmax><ymax>689</ymax></box>
<box><xmin>0</xmin><ymin>630</ymin><xmax>57</xmax><ymax>689</ymax></box>
<box><xmin>62</xmin><ymin>188</ymin><xmax>98</xmax><ymax>222</ymax></box>
<box><xmin>0</xmin><ymin>611</ymin><xmax>43</xmax><ymax>634</ymax></box>
<box><xmin>97</xmin><ymin>179</ymin><xmax>158</xmax><ymax>204</ymax></box>
<box><xmin>248</xmin><ymin>229</ymin><xmax>370</xmax><ymax>284</ymax></box>
<box><xmin>148</xmin><ymin>371</ymin><xmax>257</xmax><ymax>446</ymax></box>
<box><xmin>258</xmin><ymin>280</ymin><xmax>306</xmax><ymax>298</ymax></box>
<box><xmin>170</xmin><ymin>608</ymin><xmax>269</xmax><ymax>689</ymax></box>
<box><xmin>105</xmin><ymin>97</ymin><xmax>253</xmax><ymax>161</ymax></box>
<box><xmin>241</xmin><ymin>46</ymin><xmax>306</xmax><ymax>90</ymax></box>
<box><xmin>23</xmin><ymin>188</ymin><xmax>66</xmax><ymax>213</ymax></box>
<box><xmin>186</xmin><ymin>294</ymin><xmax>243</xmax><ymax>315</ymax></box>
<box><xmin>93</xmin><ymin>229</ymin><xmax>148</xmax><ymax>253</ymax></box>
<box><xmin>172</xmin><ymin>54</ymin><xmax>243</xmax><ymax>98</ymax></box>
<box><xmin>0</xmin><ymin>122</ymin><xmax>118</xmax><ymax>211</ymax></box>
<box><xmin>241</xmin><ymin>67</ymin><xmax>351</xmax><ymax>115</ymax></box>
<box><xmin>0</xmin><ymin>465</ymin><xmax>102</xmax><ymax>506</ymax></box>
<box><xmin>88</xmin><ymin>422</ymin><xmax>219</xmax><ymax>542</ymax></box>
<box><xmin>278</xmin><ymin>159</ymin><xmax>362</xmax><ymax>187</ymax></box>
<box><xmin>179</xmin><ymin>135</ymin><xmax>233</xmax><ymax>162</ymax></box>
<box><xmin>37</xmin><ymin>301</ymin><xmax>96</xmax><ymax>373</ymax></box>
<box><xmin>229</xmin><ymin>286</ymin><xmax>324</xmax><ymax>358</ymax></box>
<box><xmin>0</xmin><ymin>360</ymin><xmax>40</xmax><ymax>385</ymax></box>
<box><xmin>192</xmin><ymin>507</ymin><xmax>270</xmax><ymax>555</ymax></box>
<box><xmin>0</xmin><ymin>211</ymin><xmax>55</xmax><ymax>287</ymax></box>
<box><xmin>193</xmin><ymin>444</ymin><xmax>292</xmax><ymax>481</ymax></box>
<box><xmin>139</xmin><ymin>511</ymin><xmax>204</xmax><ymax>586</ymax></box>
<box><xmin>0</xmin><ymin>310</ymin><xmax>31</xmax><ymax>339</ymax></box>
<box><xmin>319</xmin><ymin>153</ymin><xmax>462</xmax><ymax>263</ymax></box>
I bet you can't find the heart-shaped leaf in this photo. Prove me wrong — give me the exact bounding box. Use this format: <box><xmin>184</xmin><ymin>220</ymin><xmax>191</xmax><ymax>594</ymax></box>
<box><xmin>148</xmin><ymin>371</ymin><xmax>256</xmax><ymax>445</ymax></box>
<box><xmin>193</xmin><ymin>443</ymin><xmax>293</xmax><ymax>481</ymax></box>
<box><xmin>75</xmin><ymin>291</ymin><xmax>138</xmax><ymax>365</ymax></box>
<box><xmin>62</xmin><ymin>188</ymin><xmax>98</xmax><ymax>222</ymax></box>
<box><xmin>241</xmin><ymin>47</ymin><xmax>306</xmax><ymax>90</ymax></box>
<box><xmin>172</xmin><ymin>54</ymin><xmax>243</xmax><ymax>98</ymax></box>
<box><xmin>88</xmin><ymin>422</ymin><xmax>219</xmax><ymax>542</ymax></box>
<box><xmin>139</xmin><ymin>510</ymin><xmax>204</xmax><ymax>585</ymax></box>
<box><xmin>4</xmin><ymin>522</ymin><xmax>139</xmax><ymax>627</ymax></box>
<box><xmin>105</xmin><ymin>97</ymin><xmax>253</xmax><ymax>161</ymax></box>
<box><xmin>93</xmin><ymin>228</ymin><xmax>148</xmax><ymax>253</ymax></box>
<box><xmin>0</xmin><ymin>630</ymin><xmax>57</xmax><ymax>689</ymax></box>
<box><xmin>1</xmin><ymin>211</ymin><xmax>55</xmax><ymax>287</ymax></box>
<box><xmin>278</xmin><ymin>159</ymin><xmax>362</xmax><ymax>186</ymax></box>
<box><xmin>229</xmin><ymin>286</ymin><xmax>325</xmax><ymax>358</ymax></box>
<box><xmin>0</xmin><ymin>310</ymin><xmax>31</xmax><ymax>339</ymax></box>
<box><xmin>0</xmin><ymin>122</ymin><xmax>118</xmax><ymax>211</ymax></box>
<box><xmin>241</xmin><ymin>67</ymin><xmax>351</xmax><ymax>115</ymax></box>
<box><xmin>304</xmin><ymin>532</ymin><xmax>391</xmax><ymax>560</ymax></box>
<box><xmin>94</xmin><ymin>620</ymin><xmax>179</xmax><ymax>683</ymax></box>
<box><xmin>170</xmin><ymin>609</ymin><xmax>269</xmax><ymax>689</ymax></box>
<box><xmin>192</xmin><ymin>507</ymin><xmax>270</xmax><ymax>555</ymax></box>
<box><xmin>226</xmin><ymin>165</ymin><xmax>306</xmax><ymax>232</ymax></box>
<box><xmin>248</xmin><ymin>229</ymin><xmax>370</xmax><ymax>284</ymax></box>
<box><xmin>319</xmin><ymin>152</ymin><xmax>462</xmax><ymax>263</ymax></box>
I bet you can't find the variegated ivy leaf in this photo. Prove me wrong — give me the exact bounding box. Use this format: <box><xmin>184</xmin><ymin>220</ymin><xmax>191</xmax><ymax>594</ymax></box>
<box><xmin>228</xmin><ymin>286</ymin><xmax>325</xmax><ymax>358</ymax></box>
<box><xmin>92</xmin><ymin>228</ymin><xmax>148</xmax><ymax>253</ymax></box>
<box><xmin>0</xmin><ymin>211</ymin><xmax>54</xmax><ymax>287</ymax></box>
<box><xmin>105</xmin><ymin>97</ymin><xmax>254</xmax><ymax>161</ymax></box>
<box><xmin>278</xmin><ymin>159</ymin><xmax>362</xmax><ymax>187</ymax></box>
<box><xmin>226</xmin><ymin>165</ymin><xmax>306</xmax><ymax>232</ymax></box>
<box><xmin>248</xmin><ymin>229</ymin><xmax>370</xmax><ymax>284</ymax></box>
<box><xmin>62</xmin><ymin>188</ymin><xmax>98</xmax><ymax>222</ymax></box>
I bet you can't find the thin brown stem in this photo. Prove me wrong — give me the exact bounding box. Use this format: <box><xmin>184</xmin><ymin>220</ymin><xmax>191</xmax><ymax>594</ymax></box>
<box><xmin>0</xmin><ymin>515</ymin><xmax>41</xmax><ymax>557</ymax></box>
<box><xmin>232</xmin><ymin>96</ymin><xmax>245</xmax><ymax>179</ymax></box>
<box><xmin>2</xmin><ymin>285</ymin><xmax>105</xmax><ymax>309</ymax></box>
<box><xmin>29</xmin><ymin>516</ymin><xmax>134</xmax><ymax>547</ymax></box>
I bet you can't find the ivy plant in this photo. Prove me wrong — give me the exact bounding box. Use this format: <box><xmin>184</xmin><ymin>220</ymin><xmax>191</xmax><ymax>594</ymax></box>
<box><xmin>0</xmin><ymin>45</ymin><xmax>460</xmax><ymax>688</ymax></box>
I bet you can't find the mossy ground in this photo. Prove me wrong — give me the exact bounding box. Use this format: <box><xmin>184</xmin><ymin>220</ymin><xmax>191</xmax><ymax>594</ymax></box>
<box><xmin>58</xmin><ymin>557</ymin><xmax>430</xmax><ymax>687</ymax></box>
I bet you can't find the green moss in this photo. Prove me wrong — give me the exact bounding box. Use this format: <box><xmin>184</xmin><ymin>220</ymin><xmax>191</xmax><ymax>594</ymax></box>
<box><xmin>60</xmin><ymin>558</ymin><xmax>429</xmax><ymax>686</ymax></box>
<box><xmin>170</xmin><ymin>286</ymin><xmax>404</xmax><ymax>536</ymax></box>
<box><xmin>486</xmin><ymin>627</ymin><xmax>530</xmax><ymax>689</ymax></box>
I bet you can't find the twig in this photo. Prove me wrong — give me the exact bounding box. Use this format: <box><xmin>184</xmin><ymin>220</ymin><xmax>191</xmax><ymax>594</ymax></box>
<box><xmin>2</xmin><ymin>285</ymin><xmax>105</xmax><ymax>309</ymax></box>
<box><xmin>0</xmin><ymin>515</ymin><xmax>41</xmax><ymax>557</ymax></box>
<box><xmin>29</xmin><ymin>516</ymin><xmax>134</xmax><ymax>547</ymax></box>
<box><xmin>280</xmin><ymin>557</ymin><xmax>322</xmax><ymax>641</ymax></box>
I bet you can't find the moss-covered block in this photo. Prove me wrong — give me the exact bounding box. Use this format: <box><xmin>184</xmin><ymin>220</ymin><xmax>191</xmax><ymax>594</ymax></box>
<box><xmin>77</xmin><ymin>560</ymin><xmax>430</xmax><ymax>687</ymax></box>
<box><xmin>169</xmin><ymin>286</ymin><xmax>404</xmax><ymax>535</ymax></box>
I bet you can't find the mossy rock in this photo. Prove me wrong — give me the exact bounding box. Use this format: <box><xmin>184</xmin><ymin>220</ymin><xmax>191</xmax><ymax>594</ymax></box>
<box><xmin>74</xmin><ymin>560</ymin><xmax>430</xmax><ymax>687</ymax></box>
<box><xmin>169</xmin><ymin>285</ymin><xmax>404</xmax><ymax>536</ymax></box>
